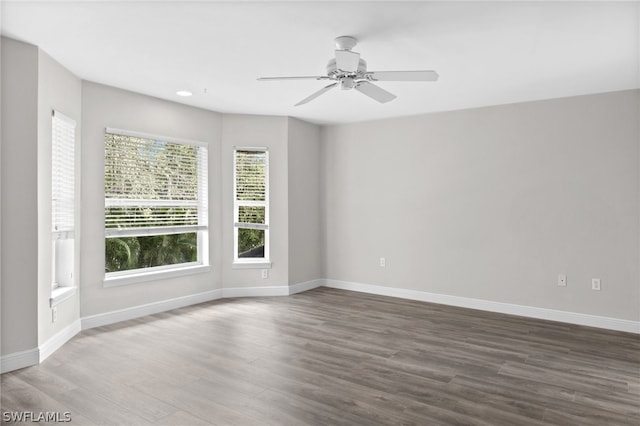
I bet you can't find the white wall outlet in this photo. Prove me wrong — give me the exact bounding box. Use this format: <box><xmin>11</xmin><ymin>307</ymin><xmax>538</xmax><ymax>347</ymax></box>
<box><xmin>379</xmin><ymin>257</ymin><xmax>386</xmax><ymax>267</ymax></box>
<box><xmin>558</xmin><ymin>274</ymin><xmax>567</xmax><ymax>287</ymax></box>
<box><xmin>52</xmin><ymin>307</ymin><xmax>58</xmax><ymax>323</ymax></box>
<box><xmin>261</xmin><ymin>269</ymin><xmax>268</xmax><ymax>279</ymax></box>
<box><xmin>591</xmin><ymin>278</ymin><xmax>601</xmax><ymax>291</ymax></box>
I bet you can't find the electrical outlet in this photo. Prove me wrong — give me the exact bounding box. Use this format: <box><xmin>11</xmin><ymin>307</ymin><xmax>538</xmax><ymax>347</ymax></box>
<box><xmin>261</xmin><ymin>269</ymin><xmax>268</xmax><ymax>279</ymax></box>
<box><xmin>380</xmin><ymin>257</ymin><xmax>386</xmax><ymax>267</ymax></box>
<box><xmin>558</xmin><ymin>274</ymin><xmax>567</xmax><ymax>287</ymax></box>
<box><xmin>592</xmin><ymin>278</ymin><xmax>601</xmax><ymax>291</ymax></box>
<box><xmin>52</xmin><ymin>307</ymin><xmax>58</xmax><ymax>323</ymax></box>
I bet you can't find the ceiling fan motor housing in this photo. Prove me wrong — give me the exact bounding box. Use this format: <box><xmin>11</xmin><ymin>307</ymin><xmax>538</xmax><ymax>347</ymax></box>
<box><xmin>334</xmin><ymin>36</ymin><xmax>358</xmax><ymax>51</ymax></box>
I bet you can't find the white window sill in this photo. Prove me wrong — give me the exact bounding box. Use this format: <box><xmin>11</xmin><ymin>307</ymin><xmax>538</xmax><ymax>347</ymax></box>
<box><xmin>232</xmin><ymin>261</ymin><xmax>272</xmax><ymax>270</ymax></box>
<box><xmin>104</xmin><ymin>264</ymin><xmax>210</xmax><ymax>288</ymax></box>
<box><xmin>50</xmin><ymin>286</ymin><xmax>76</xmax><ymax>307</ymax></box>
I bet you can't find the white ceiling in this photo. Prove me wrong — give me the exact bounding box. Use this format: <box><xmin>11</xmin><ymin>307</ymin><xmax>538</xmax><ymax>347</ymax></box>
<box><xmin>2</xmin><ymin>1</ymin><xmax>638</xmax><ymax>124</ymax></box>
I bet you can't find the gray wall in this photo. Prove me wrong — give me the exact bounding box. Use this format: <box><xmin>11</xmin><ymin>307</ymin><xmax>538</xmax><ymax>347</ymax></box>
<box><xmin>1</xmin><ymin>38</ymin><xmax>39</xmax><ymax>355</ymax></box>
<box><xmin>322</xmin><ymin>90</ymin><xmax>639</xmax><ymax>321</ymax></box>
<box><xmin>37</xmin><ymin>49</ymin><xmax>82</xmax><ymax>344</ymax></box>
<box><xmin>288</xmin><ymin>118</ymin><xmax>322</xmax><ymax>285</ymax></box>
<box><xmin>221</xmin><ymin>114</ymin><xmax>290</xmax><ymax>287</ymax></box>
<box><xmin>80</xmin><ymin>82</ymin><xmax>223</xmax><ymax>317</ymax></box>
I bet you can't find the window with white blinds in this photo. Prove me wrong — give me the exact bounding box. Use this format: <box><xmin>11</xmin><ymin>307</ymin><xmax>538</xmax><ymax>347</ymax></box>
<box><xmin>234</xmin><ymin>148</ymin><xmax>269</xmax><ymax>262</ymax></box>
<box><xmin>104</xmin><ymin>129</ymin><xmax>208</xmax><ymax>275</ymax></box>
<box><xmin>52</xmin><ymin>111</ymin><xmax>75</xmax><ymax>236</ymax></box>
<box><xmin>52</xmin><ymin>111</ymin><xmax>76</xmax><ymax>290</ymax></box>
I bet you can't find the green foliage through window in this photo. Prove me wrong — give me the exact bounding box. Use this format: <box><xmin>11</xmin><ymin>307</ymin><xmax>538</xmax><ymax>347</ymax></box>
<box><xmin>105</xmin><ymin>233</ymin><xmax>197</xmax><ymax>273</ymax></box>
<box><xmin>238</xmin><ymin>229</ymin><xmax>265</xmax><ymax>258</ymax></box>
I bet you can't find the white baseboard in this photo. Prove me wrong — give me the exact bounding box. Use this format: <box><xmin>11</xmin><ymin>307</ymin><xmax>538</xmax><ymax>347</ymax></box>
<box><xmin>0</xmin><ymin>348</ymin><xmax>39</xmax><ymax>374</ymax></box>
<box><xmin>39</xmin><ymin>320</ymin><xmax>81</xmax><ymax>362</ymax></box>
<box><xmin>81</xmin><ymin>281</ymin><xmax>323</xmax><ymax>332</ymax></box>
<box><xmin>81</xmin><ymin>289</ymin><xmax>223</xmax><ymax>330</ymax></box>
<box><xmin>1</xmin><ymin>321</ymin><xmax>81</xmax><ymax>374</ymax></box>
<box><xmin>222</xmin><ymin>285</ymin><xmax>289</xmax><ymax>298</ymax></box>
<box><xmin>289</xmin><ymin>279</ymin><xmax>324</xmax><ymax>295</ymax></box>
<box><xmin>81</xmin><ymin>283</ymin><xmax>320</xmax><ymax>330</ymax></box>
<box><xmin>323</xmin><ymin>279</ymin><xmax>640</xmax><ymax>334</ymax></box>
<box><xmin>79</xmin><ymin>282</ymin><xmax>321</xmax><ymax>330</ymax></box>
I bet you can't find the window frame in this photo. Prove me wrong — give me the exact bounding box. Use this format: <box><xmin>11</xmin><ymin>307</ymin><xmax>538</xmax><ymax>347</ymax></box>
<box><xmin>103</xmin><ymin>128</ymin><xmax>209</xmax><ymax>286</ymax></box>
<box><xmin>233</xmin><ymin>147</ymin><xmax>270</xmax><ymax>268</ymax></box>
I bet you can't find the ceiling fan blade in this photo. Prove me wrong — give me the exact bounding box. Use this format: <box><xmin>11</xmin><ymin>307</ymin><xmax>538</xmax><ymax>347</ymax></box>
<box><xmin>354</xmin><ymin>81</ymin><xmax>397</xmax><ymax>103</ymax></box>
<box><xmin>258</xmin><ymin>76</ymin><xmax>331</xmax><ymax>81</ymax></box>
<box><xmin>335</xmin><ymin>49</ymin><xmax>360</xmax><ymax>72</ymax></box>
<box><xmin>366</xmin><ymin>70</ymin><xmax>439</xmax><ymax>81</ymax></box>
<box><xmin>295</xmin><ymin>82</ymin><xmax>338</xmax><ymax>106</ymax></box>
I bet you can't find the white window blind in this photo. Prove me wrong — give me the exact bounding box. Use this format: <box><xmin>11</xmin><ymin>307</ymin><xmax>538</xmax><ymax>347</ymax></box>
<box><xmin>52</xmin><ymin>111</ymin><xmax>76</xmax><ymax>235</ymax></box>
<box><xmin>234</xmin><ymin>148</ymin><xmax>269</xmax><ymax>261</ymax></box>
<box><xmin>104</xmin><ymin>129</ymin><xmax>208</xmax><ymax>238</ymax></box>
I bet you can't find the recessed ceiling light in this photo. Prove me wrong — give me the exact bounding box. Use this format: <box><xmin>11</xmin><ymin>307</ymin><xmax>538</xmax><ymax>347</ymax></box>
<box><xmin>176</xmin><ymin>90</ymin><xmax>192</xmax><ymax>97</ymax></box>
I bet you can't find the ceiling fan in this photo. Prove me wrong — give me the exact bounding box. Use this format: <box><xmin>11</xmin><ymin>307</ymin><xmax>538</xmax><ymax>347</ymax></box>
<box><xmin>258</xmin><ymin>36</ymin><xmax>438</xmax><ymax>106</ymax></box>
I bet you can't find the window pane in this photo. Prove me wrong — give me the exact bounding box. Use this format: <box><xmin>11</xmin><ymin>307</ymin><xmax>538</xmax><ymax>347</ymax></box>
<box><xmin>238</xmin><ymin>206</ymin><xmax>265</xmax><ymax>224</ymax></box>
<box><xmin>234</xmin><ymin>148</ymin><xmax>268</xmax><ymax>262</ymax></box>
<box><xmin>237</xmin><ymin>228</ymin><xmax>265</xmax><ymax>258</ymax></box>
<box><xmin>105</xmin><ymin>232</ymin><xmax>197</xmax><ymax>273</ymax></box>
<box><xmin>235</xmin><ymin>151</ymin><xmax>266</xmax><ymax>202</ymax></box>
<box><xmin>52</xmin><ymin>112</ymin><xmax>75</xmax><ymax>233</ymax></box>
<box><xmin>105</xmin><ymin>134</ymin><xmax>199</xmax><ymax>201</ymax></box>
<box><xmin>52</xmin><ymin>111</ymin><xmax>76</xmax><ymax>289</ymax></box>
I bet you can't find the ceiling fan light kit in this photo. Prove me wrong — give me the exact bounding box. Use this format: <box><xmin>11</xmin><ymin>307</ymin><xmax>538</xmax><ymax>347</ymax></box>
<box><xmin>258</xmin><ymin>36</ymin><xmax>438</xmax><ymax>106</ymax></box>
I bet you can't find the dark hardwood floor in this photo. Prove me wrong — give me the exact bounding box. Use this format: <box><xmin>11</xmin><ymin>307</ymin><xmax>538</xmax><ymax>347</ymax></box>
<box><xmin>2</xmin><ymin>287</ymin><xmax>639</xmax><ymax>425</ymax></box>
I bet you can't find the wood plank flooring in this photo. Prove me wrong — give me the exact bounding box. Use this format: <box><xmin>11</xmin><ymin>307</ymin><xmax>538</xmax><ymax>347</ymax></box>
<box><xmin>2</xmin><ymin>287</ymin><xmax>639</xmax><ymax>425</ymax></box>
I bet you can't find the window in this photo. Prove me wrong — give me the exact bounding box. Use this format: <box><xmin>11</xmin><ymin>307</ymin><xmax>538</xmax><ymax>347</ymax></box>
<box><xmin>233</xmin><ymin>148</ymin><xmax>269</xmax><ymax>265</ymax></box>
<box><xmin>104</xmin><ymin>128</ymin><xmax>208</xmax><ymax>283</ymax></box>
<box><xmin>51</xmin><ymin>111</ymin><xmax>76</xmax><ymax>300</ymax></box>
